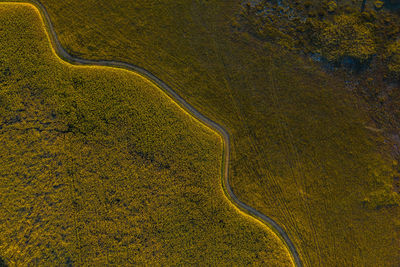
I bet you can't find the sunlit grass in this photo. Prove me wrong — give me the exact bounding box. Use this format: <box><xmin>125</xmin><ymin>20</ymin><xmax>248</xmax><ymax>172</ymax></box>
<box><xmin>29</xmin><ymin>0</ymin><xmax>400</xmax><ymax>265</ymax></box>
<box><xmin>0</xmin><ymin>4</ymin><xmax>293</xmax><ymax>265</ymax></box>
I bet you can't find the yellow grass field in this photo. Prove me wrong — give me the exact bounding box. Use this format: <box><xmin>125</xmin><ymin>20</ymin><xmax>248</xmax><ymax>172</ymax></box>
<box><xmin>0</xmin><ymin>4</ymin><xmax>293</xmax><ymax>265</ymax></box>
<box><xmin>27</xmin><ymin>0</ymin><xmax>400</xmax><ymax>265</ymax></box>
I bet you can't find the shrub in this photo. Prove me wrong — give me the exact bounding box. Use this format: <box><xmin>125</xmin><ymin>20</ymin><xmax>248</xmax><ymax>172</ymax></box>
<box><xmin>317</xmin><ymin>14</ymin><xmax>376</xmax><ymax>62</ymax></box>
<box><xmin>326</xmin><ymin>1</ymin><xmax>337</xmax><ymax>13</ymax></box>
<box><xmin>363</xmin><ymin>188</ymin><xmax>400</xmax><ymax>209</ymax></box>
<box><xmin>374</xmin><ymin>0</ymin><xmax>385</xmax><ymax>9</ymax></box>
<box><xmin>386</xmin><ymin>39</ymin><xmax>400</xmax><ymax>74</ymax></box>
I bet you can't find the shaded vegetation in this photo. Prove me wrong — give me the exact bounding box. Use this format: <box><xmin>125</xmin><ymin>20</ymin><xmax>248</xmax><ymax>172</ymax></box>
<box><xmin>0</xmin><ymin>257</ymin><xmax>6</xmax><ymax>267</ymax></box>
<box><xmin>386</xmin><ymin>39</ymin><xmax>400</xmax><ymax>74</ymax></box>
<box><xmin>239</xmin><ymin>0</ymin><xmax>400</xmax><ymax>149</ymax></box>
<box><xmin>315</xmin><ymin>14</ymin><xmax>376</xmax><ymax>62</ymax></box>
<box><xmin>240</xmin><ymin>0</ymin><xmax>400</xmax><ymax>68</ymax></box>
<box><xmin>0</xmin><ymin>4</ymin><xmax>292</xmax><ymax>265</ymax></box>
<box><xmin>7</xmin><ymin>0</ymin><xmax>400</xmax><ymax>266</ymax></box>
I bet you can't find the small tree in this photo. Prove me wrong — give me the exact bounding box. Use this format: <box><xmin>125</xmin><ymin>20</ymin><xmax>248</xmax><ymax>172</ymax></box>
<box><xmin>386</xmin><ymin>39</ymin><xmax>400</xmax><ymax>74</ymax></box>
<box><xmin>317</xmin><ymin>14</ymin><xmax>376</xmax><ymax>62</ymax></box>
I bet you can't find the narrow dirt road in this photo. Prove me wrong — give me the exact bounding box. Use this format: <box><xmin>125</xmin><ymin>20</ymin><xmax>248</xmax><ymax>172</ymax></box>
<box><xmin>3</xmin><ymin>1</ymin><xmax>303</xmax><ymax>266</ymax></box>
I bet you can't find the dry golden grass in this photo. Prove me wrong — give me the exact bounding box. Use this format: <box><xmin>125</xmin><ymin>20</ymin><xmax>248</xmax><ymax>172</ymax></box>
<box><xmin>0</xmin><ymin>4</ymin><xmax>293</xmax><ymax>266</ymax></box>
<box><xmin>28</xmin><ymin>0</ymin><xmax>400</xmax><ymax>265</ymax></box>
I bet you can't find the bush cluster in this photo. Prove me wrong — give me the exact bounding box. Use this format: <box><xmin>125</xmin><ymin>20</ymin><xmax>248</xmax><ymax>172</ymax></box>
<box><xmin>317</xmin><ymin>14</ymin><xmax>376</xmax><ymax>62</ymax></box>
<box><xmin>240</xmin><ymin>0</ymin><xmax>400</xmax><ymax>71</ymax></box>
<box><xmin>386</xmin><ymin>39</ymin><xmax>400</xmax><ymax>74</ymax></box>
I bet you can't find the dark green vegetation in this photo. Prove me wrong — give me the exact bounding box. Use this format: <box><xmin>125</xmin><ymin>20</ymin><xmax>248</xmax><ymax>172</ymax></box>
<box><xmin>240</xmin><ymin>0</ymin><xmax>400</xmax><ymax>158</ymax></box>
<box><xmin>28</xmin><ymin>0</ymin><xmax>400</xmax><ymax>265</ymax></box>
<box><xmin>240</xmin><ymin>0</ymin><xmax>400</xmax><ymax>71</ymax></box>
<box><xmin>0</xmin><ymin>4</ymin><xmax>293</xmax><ymax>265</ymax></box>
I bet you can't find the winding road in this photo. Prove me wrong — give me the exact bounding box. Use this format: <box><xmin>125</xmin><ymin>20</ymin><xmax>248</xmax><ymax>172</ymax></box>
<box><xmin>5</xmin><ymin>1</ymin><xmax>303</xmax><ymax>266</ymax></box>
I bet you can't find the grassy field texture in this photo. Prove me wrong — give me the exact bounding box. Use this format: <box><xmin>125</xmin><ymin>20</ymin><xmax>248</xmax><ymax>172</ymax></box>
<box><xmin>240</xmin><ymin>0</ymin><xmax>400</xmax><ymax>154</ymax></box>
<box><xmin>29</xmin><ymin>0</ymin><xmax>400</xmax><ymax>265</ymax></box>
<box><xmin>0</xmin><ymin>4</ymin><xmax>293</xmax><ymax>266</ymax></box>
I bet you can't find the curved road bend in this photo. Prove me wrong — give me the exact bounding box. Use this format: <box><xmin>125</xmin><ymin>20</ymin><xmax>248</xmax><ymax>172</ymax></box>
<box><xmin>6</xmin><ymin>1</ymin><xmax>303</xmax><ymax>266</ymax></box>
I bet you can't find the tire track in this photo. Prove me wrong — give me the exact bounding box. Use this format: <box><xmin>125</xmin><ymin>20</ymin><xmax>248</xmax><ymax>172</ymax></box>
<box><xmin>2</xmin><ymin>1</ymin><xmax>303</xmax><ymax>266</ymax></box>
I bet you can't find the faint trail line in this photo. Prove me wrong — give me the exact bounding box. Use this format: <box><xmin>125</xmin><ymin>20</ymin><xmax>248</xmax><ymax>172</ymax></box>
<box><xmin>3</xmin><ymin>1</ymin><xmax>303</xmax><ymax>266</ymax></box>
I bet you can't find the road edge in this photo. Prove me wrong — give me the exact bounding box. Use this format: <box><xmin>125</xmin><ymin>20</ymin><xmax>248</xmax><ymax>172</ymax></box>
<box><xmin>2</xmin><ymin>1</ymin><xmax>303</xmax><ymax>266</ymax></box>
